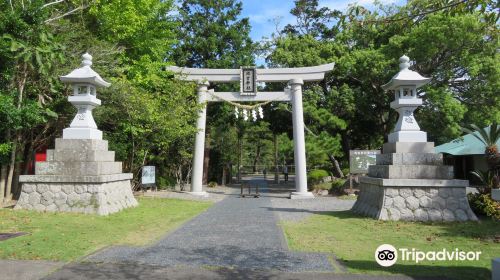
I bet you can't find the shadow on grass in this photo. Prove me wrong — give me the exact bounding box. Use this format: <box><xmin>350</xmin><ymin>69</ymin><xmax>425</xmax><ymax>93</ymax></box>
<box><xmin>340</xmin><ymin>260</ymin><xmax>490</xmax><ymax>280</ymax></box>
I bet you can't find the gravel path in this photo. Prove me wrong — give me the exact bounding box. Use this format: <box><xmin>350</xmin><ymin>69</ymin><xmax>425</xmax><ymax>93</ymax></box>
<box><xmin>140</xmin><ymin>186</ymin><xmax>231</xmax><ymax>203</ymax></box>
<box><xmin>86</xmin><ymin>177</ymin><xmax>339</xmax><ymax>272</ymax></box>
<box><xmin>44</xmin><ymin>262</ymin><xmax>429</xmax><ymax>280</ymax></box>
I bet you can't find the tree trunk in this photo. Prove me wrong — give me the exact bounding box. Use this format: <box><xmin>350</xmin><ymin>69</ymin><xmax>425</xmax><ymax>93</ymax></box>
<box><xmin>237</xmin><ymin>136</ymin><xmax>242</xmax><ymax>183</ymax></box>
<box><xmin>252</xmin><ymin>145</ymin><xmax>261</xmax><ymax>173</ymax></box>
<box><xmin>228</xmin><ymin>163</ymin><xmax>232</xmax><ymax>184</ymax></box>
<box><xmin>13</xmin><ymin>160</ymin><xmax>22</xmax><ymax>199</ymax></box>
<box><xmin>221</xmin><ymin>165</ymin><xmax>226</xmax><ymax>186</ymax></box>
<box><xmin>340</xmin><ymin>131</ymin><xmax>351</xmax><ymax>160</ymax></box>
<box><xmin>22</xmin><ymin>143</ymin><xmax>33</xmax><ymax>176</ymax></box>
<box><xmin>5</xmin><ymin>63</ymin><xmax>28</xmax><ymax>202</ymax></box>
<box><xmin>0</xmin><ymin>165</ymin><xmax>7</xmax><ymax>206</ymax></box>
<box><xmin>328</xmin><ymin>154</ymin><xmax>345</xmax><ymax>178</ymax></box>
<box><xmin>5</xmin><ymin>138</ymin><xmax>17</xmax><ymax>202</ymax></box>
<box><xmin>274</xmin><ymin>133</ymin><xmax>280</xmax><ymax>184</ymax></box>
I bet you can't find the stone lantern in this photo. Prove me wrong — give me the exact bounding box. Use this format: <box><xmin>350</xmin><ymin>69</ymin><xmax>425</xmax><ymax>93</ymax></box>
<box><xmin>351</xmin><ymin>55</ymin><xmax>477</xmax><ymax>222</ymax></box>
<box><xmin>382</xmin><ymin>55</ymin><xmax>430</xmax><ymax>143</ymax></box>
<box><xmin>15</xmin><ymin>53</ymin><xmax>137</xmax><ymax>215</ymax></box>
<box><xmin>60</xmin><ymin>53</ymin><xmax>110</xmax><ymax>140</ymax></box>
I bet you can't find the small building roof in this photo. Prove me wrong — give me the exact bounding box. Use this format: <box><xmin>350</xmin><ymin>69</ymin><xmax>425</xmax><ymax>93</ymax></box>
<box><xmin>382</xmin><ymin>55</ymin><xmax>431</xmax><ymax>91</ymax></box>
<box><xmin>435</xmin><ymin>126</ymin><xmax>499</xmax><ymax>155</ymax></box>
<box><xmin>60</xmin><ymin>53</ymin><xmax>110</xmax><ymax>87</ymax></box>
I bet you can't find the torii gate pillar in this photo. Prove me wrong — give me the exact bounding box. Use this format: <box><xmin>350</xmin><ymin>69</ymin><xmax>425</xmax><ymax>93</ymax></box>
<box><xmin>190</xmin><ymin>81</ymin><xmax>209</xmax><ymax>197</ymax></box>
<box><xmin>290</xmin><ymin>79</ymin><xmax>313</xmax><ymax>199</ymax></box>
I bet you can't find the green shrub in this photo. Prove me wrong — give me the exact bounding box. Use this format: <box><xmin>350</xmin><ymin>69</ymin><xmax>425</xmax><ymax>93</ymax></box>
<box><xmin>157</xmin><ymin>176</ymin><xmax>175</xmax><ymax>190</ymax></box>
<box><xmin>307</xmin><ymin>169</ymin><xmax>330</xmax><ymax>186</ymax></box>
<box><xmin>341</xmin><ymin>168</ymin><xmax>350</xmax><ymax>176</ymax></box>
<box><xmin>468</xmin><ymin>193</ymin><xmax>500</xmax><ymax>220</ymax></box>
<box><xmin>312</xmin><ymin>182</ymin><xmax>332</xmax><ymax>191</ymax></box>
<box><xmin>330</xmin><ymin>179</ymin><xmax>347</xmax><ymax>195</ymax></box>
<box><xmin>207</xmin><ymin>181</ymin><xmax>217</xmax><ymax>188</ymax></box>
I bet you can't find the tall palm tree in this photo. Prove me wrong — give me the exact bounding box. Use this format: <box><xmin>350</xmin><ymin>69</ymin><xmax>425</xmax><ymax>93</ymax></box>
<box><xmin>463</xmin><ymin>122</ymin><xmax>500</xmax><ymax>189</ymax></box>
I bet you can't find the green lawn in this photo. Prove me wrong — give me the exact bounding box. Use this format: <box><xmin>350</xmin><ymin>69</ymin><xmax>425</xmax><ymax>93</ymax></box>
<box><xmin>0</xmin><ymin>197</ymin><xmax>212</xmax><ymax>261</ymax></box>
<box><xmin>283</xmin><ymin>211</ymin><xmax>499</xmax><ymax>280</ymax></box>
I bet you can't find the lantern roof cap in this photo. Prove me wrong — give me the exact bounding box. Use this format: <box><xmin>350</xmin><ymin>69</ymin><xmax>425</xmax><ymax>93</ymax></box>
<box><xmin>60</xmin><ymin>53</ymin><xmax>111</xmax><ymax>87</ymax></box>
<box><xmin>382</xmin><ymin>55</ymin><xmax>431</xmax><ymax>91</ymax></box>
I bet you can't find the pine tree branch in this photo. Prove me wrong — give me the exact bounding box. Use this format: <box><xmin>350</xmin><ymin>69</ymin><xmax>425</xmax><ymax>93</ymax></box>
<box><xmin>44</xmin><ymin>4</ymin><xmax>89</xmax><ymax>23</ymax></box>
<box><xmin>42</xmin><ymin>0</ymin><xmax>65</xmax><ymax>9</ymax></box>
<box><xmin>359</xmin><ymin>0</ymin><xmax>470</xmax><ymax>24</ymax></box>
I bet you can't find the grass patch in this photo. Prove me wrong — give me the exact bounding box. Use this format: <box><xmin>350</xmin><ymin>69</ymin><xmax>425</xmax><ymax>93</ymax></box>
<box><xmin>283</xmin><ymin>211</ymin><xmax>499</xmax><ymax>280</ymax></box>
<box><xmin>0</xmin><ymin>197</ymin><xmax>212</xmax><ymax>261</ymax></box>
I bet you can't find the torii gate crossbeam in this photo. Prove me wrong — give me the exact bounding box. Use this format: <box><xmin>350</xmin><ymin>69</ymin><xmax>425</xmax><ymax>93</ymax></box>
<box><xmin>168</xmin><ymin>63</ymin><xmax>334</xmax><ymax>199</ymax></box>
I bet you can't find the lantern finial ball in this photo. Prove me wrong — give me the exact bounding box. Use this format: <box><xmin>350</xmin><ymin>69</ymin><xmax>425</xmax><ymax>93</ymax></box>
<box><xmin>399</xmin><ymin>55</ymin><xmax>410</xmax><ymax>70</ymax></box>
<box><xmin>82</xmin><ymin>53</ymin><xmax>93</xmax><ymax>67</ymax></box>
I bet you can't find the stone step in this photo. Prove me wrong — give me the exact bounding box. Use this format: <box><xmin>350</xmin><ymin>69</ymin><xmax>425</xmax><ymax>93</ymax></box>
<box><xmin>359</xmin><ymin>176</ymin><xmax>469</xmax><ymax>187</ymax></box>
<box><xmin>46</xmin><ymin>150</ymin><xmax>115</xmax><ymax>162</ymax></box>
<box><xmin>54</xmin><ymin>138</ymin><xmax>108</xmax><ymax>151</ymax></box>
<box><xmin>376</xmin><ymin>153</ymin><xmax>443</xmax><ymax>165</ymax></box>
<box><xmin>383</xmin><ymin>142</ymin><xmax>434</xmax><ymax>154</ymax></box>
<box><xmin>368</xmin><ymin>165</ymin><xmax>454</xmax><ymax>179</ymax></box>
<box><xmin>35</xmin><ymin>161</ymin><xmax>122</xmax><ymax>176</ymax></box>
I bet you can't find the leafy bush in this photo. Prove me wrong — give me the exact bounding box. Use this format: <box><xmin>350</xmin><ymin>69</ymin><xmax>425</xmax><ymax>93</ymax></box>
<box><xmin>470</xmin><ymin>170</ymin><xmax>497</xmax><ymax>194</ymax></box>
<box><xmin>330</xmin><ymin>179</ymin><xmax>347</xmax><ymax>195</ymax></box>
<box><xmin>468</xmin><ymin>193</ymin><xmax>500</xmax><ymax>220</ymax></box>
<box><xmin>157</xmin><ymin>176</ymin><xmax>175</xmax><ymax>190</ymax></box>
<box><xmin>341</xmin><ymin>167</ymin><xmax>350</xmax><ymax>176</ymax></box>
<box><xmin>207</xmin><ymin>181</ymin><xmax>217</xmax><ymax>188</ymax></box>
<box><xmin>307</xmin><ymin>169</ymin><xmax>330</xmax><ymax>186</ymax></box>
<box><xmin>311</xmin><ymin>182</ymin><xmax>331</xmax><ymax>191</ymax></box>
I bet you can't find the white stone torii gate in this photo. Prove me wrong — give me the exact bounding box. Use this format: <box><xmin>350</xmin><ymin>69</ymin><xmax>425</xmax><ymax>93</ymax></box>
<box><xmin>168</xmin><ymin>63</ymin><xmax>335</xmax><ymax>199</ymax></box>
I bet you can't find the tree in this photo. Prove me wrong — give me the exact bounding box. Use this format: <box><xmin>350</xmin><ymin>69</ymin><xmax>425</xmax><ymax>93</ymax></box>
<box><xmin>172</xmin><ymin>0</ymin><xmax>254</xmax><ymax>68</ymax></box>
<box><xmin>282</xmin><ymin>0</ymin><xmax>341</xmax><ymax>38</ymax></box>
<box><xmin>0</xmin><ymin>0</ymin><xmax>199</xmax><ymax>197</ymax></box>
<box><xmin>0</xmin><ymin>1</ymin><xmax>68</xmax><ymax>202</ymax></box>
<box><xmin>463</xmin><ymin>122</ymin><xmax>500</xmax><ymax>189</ymax></box>
<box><xmin>266</xmin><ymin>0</ymin><xmax>499</xmax><ymax>177</ymax></box>
<box><xmin>171</xmin><ymin>0</ymin><xmax>255</xmax><ymax>184</ymax></box>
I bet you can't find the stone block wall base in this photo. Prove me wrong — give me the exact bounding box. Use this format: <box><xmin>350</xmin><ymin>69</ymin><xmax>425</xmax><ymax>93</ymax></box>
<box><xmin>186</xmin><ymin>191</ymin><xmax>209</xmax><ymax>197</ymax></box>
<box><xmin>15</xmin><ymin>179</ymin><xmax>138</xmax><ymax>216</ymax></box>
<box><xmin>15</xmin><ymin>138</ymin><xmax>138</xmax><ymax>216</ymax></box>
<box><xmin>352</xmin><ymin>182</ymin><xmax>478</xmax><ymax>222</ymax></box>
<box><xmin>290</xmin><ymin>191</ymin><xmax>314</xmax><ymax>199</ymax></box>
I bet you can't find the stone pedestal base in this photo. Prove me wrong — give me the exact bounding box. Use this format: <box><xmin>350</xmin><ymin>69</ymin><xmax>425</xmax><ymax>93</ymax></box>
<box><xmin>15</xmin><ymin>139</ymin><xmax>138</xmax><ymax>215</ymax></box>
<box><xmin>63</xmin><ymin>127</ymin><xmax>102</xmax><ymax>140</ymax></box>
<box><xmin>15</xmin><ymin>174</ymin><xmax>137</xmax><ymax>215</ymax></box>
<box><xmin>290</xmin><ymin>191</ymin><xmax>314</xmax><ymax>199</ymax></box>
<box><xmin>352</xmin><ymin>178</ymin><xmax>477</xmax><ymax>221</ymax></box>
<box><xmin>187</xmin><ymin>191</ymin><xmax>209</xmax><ymax>197</ymax></box>
<box><xmin>388</xmin><ymin>131</ymin><xmax>427</xmax><ymax>143</ymax></box>
<box><xmin>352</xmin><ymin>142</ymin><xmax>478</xmax><ymax>222</ymax></box>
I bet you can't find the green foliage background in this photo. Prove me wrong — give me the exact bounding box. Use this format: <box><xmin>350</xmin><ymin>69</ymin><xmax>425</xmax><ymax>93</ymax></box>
<box><xmin>0</xmin><ymin>0</ymin><xmax>498</xmax><ymax>193</ymax></box>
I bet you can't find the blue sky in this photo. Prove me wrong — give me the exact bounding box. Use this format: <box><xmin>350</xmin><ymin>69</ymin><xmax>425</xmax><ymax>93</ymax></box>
<box><xmin>239</xmin><ymin>0</ymin><xmax>404</xmax><ymax>64</ymax></box>
<box><xmin>240</xmin><ymin>0</ymin><xmax>405</xmax><ymax>41</ymax></box>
